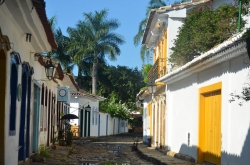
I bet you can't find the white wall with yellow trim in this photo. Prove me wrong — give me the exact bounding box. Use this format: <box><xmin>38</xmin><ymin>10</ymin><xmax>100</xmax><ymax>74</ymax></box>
<box><xmin>162</xmin><ymin>42</ymin><xmax>250</xmax><ymax>164</ymax></box>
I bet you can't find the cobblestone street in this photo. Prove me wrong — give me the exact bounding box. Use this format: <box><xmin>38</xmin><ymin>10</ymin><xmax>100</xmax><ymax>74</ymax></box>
<box><xmin>30</xmin><ymin>134</ymin><xmax>153</xmax><ymax>165</ymax></box>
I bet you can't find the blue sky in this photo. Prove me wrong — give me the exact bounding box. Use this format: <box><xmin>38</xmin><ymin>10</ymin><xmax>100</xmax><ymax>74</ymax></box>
<box><xmin>45</xmin><ymin>0</ymin><xmax>153</xmax><ymax>75</ymax></box>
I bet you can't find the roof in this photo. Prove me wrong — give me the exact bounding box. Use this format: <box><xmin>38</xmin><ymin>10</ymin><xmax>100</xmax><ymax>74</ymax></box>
<box><xmin>142</xmin><ymin>0</ymin><xmax>211</xmax><ymax>44</ymax></box>
<box><xmin>66</xmin><ymin>73</ymin><xmax>106</xmax><ymax>101</ymax></box>
<box><xmin>32</xmin><ymin>0</ymin><xmax>57</xmax><ymax>50</ymax></box>
<box><xmin>156</xmin><ymin>29</ymin><xmax>248</xmax><ymax>84</ymax></box>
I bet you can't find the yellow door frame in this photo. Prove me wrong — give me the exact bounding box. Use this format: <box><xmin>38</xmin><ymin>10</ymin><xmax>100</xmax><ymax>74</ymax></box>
<box><xmin>198</xmin><ymin>82</ymin><xmax>222</xmax><ymax>164</ymax></box>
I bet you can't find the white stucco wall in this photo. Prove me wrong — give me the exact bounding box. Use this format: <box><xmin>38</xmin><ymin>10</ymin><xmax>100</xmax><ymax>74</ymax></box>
<box><xmin>108</xmin><ymin>114</ymin><xmax>115</xmax><ymax>135</ymax></box>
<box><xmin>167</xmin><ymin>17</ymin><xmax>184</xmax><ymax>72</ymax></box>
<box><xmin>166</xmin><ymin>53</ymin><xmax>250</xmax><ymax>164</ymax></box>
<box><xmin>99</xmin><ymin>113</ymin><xmax>107</xmax><ymax>136</ymax></box>
<box><xmin>142</xmin><ymin>95</ymin><xmax>152</xmax><ymax>143</ymax></box>
<box><xmin>118</xmin><ymin>119</ymin><xmax>128</xmax><ymax>134</ymax></box>
<box><xmin>0</xmin><ymin>9</ymin><xmax>31</xmax><ymax>165</ymax></box>
<box><xmin>0</xmin><ymin>7</ymin><xmax>52</xmax><ymax>164</ymax></box>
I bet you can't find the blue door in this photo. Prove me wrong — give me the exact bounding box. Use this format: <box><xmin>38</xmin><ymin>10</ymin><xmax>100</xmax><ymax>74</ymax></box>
<box><xmin>32</xmin><ymin>84</ymin><xmax>40</xmax><ymax>152</ymax></box>
<box><xmin>18</xmin><ymin>73</ymin><xmax>27</xmax><ymax>161</ymax></box>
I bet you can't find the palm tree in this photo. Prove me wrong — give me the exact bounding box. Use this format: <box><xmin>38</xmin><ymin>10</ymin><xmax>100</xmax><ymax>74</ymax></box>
<box><xmin>134</xmin><ymin>0</ymin><xmax>168</xmax><ymax>63</ymax></box>
<box><xmin>52</xmin><ymin>28</ymin><xmax>75</xmax><ymax>73</ymax></box>
<box><xmin>81</xmin><ymin>9</ymin><xmax>125</xmax><ymax>94</ymax></box>
<box><xmin>67</xmin><ymin>21</ymin><xmax>91</xmax><ymax>87</ymax></box>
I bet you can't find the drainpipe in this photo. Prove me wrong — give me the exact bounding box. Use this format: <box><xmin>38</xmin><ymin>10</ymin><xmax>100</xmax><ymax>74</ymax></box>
<box><xmin>238</xmin><ymin>0</ymin><xmax>242</xmax><ymax>32</ymax></box>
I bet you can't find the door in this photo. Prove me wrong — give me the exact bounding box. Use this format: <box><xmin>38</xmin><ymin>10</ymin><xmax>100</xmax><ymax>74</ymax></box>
<box><xmin>32</xmin><ymin>84</ymin><xmax>40</xmax><ymax>152</ymax></box>
<box><xmin>204</xmin><ymin>91</ymin><xmax>221</xmax><ymax>164</ymax></box>
<box><xmin>84</xmin><ymin>111</ymin><xmax>90</xmax><ymax>137</ymax></box>
<box><xmin>198</xmin><ymin>82</ymin><xmax>222</xmax><ymax>165</ymax></box>
<box><xmin>19</xmin><ymin>72</ymin><xmax>27</xmax><ymax>161</ymax></box>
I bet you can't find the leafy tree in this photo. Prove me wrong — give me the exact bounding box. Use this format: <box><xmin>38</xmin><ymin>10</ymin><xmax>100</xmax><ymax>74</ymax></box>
<box><xmin>82</xmin><ymin>9</ymin><xmax>125</xmax><ymax>94</ymax></box>
<box><xmin>169</xmin><ymin>4</ymin><xmax>246</xmax><ymax>67</ymax></box>
<box><xmin>97</xmin><ymin>64</ymin><xmax>145</xmax><ymax>103</ymax></box>
<box><xmin>96</xmin><ymin>64</ymin><xmax>145</xmax><ymax>119</ymax></box>
<box><xmin>142</xmin><ymin>64</ymin><xmax>152</xmax><ymax>84</ymax></box>
<box><xmin>52</xmin><ymin>28</ymin><xmax>74</xmax><ymax>73</ymax></box>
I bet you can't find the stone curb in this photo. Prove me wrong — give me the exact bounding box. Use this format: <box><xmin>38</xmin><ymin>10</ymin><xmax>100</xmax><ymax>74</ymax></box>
<box><xmin>137</xmin><ymin>144</ymin><xmax>196</xmax><ymax>165</ymax></box>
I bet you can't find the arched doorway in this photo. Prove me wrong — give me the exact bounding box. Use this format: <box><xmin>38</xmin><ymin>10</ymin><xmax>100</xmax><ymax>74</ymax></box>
<box><xmin>0</xmin><ymin>29</ymin><xmax>11</xmax><ymax>164</ymax></box>
<box><xmin>18</xmin><ymin>63</ymin><xmax>32</xmax><ymax>161</ymax></box>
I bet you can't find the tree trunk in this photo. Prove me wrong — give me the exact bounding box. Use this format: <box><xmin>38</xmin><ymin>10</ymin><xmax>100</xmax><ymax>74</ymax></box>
<box><xmin>77</xmin><ymin>65</ymin><xmax>82</xmax><ymax>89</ymax></box>
<box><xmin>92</xmin><ymin>62</ymin><xmax>98</xmax><ymax>94</ymax></box>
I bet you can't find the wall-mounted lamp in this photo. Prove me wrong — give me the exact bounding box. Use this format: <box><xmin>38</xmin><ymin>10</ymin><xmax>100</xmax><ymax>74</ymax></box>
<box><xmin>34</xmin><ymin>53</ymin><xmax>40</xmax><ymax>61</ymax></box>
<box><xmin>85</xmin><ymin>104</ymin><xmax>91</xmax><ymax>111</ymax></box>
<box><xmin>44</xmin><ymin>58</ymin><xmax>56</xmax><ymax>80</ymax></box>
<box><xmin>136</xmin><ymin>99</ymin><xmax>144</xmax><ymax>108</ymax></box>
<box><xmin>148</xmin><ymin>83</ymin><xmax>157</xmax><ymax>99</ymax></box>
<box><xmin>80</xmin><ymin>102</ymin><xmax>92</xmax><ymax>111</ymax></box>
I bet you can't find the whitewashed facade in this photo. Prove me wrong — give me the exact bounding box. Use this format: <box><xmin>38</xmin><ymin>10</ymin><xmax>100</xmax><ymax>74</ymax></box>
<box><xmin>140</xmin><ymin>0</ymin><xmax>250</xmax><ymax>164</ymax></box>
<box><xmin>0</xmin><ymin>0</ymin><xmax>63</xmax><ymax>164</ymax></box>
<box><xmin>157</xmin><ymin>31</ymin><xmax>250</xmax><ymax>164</ymax></box>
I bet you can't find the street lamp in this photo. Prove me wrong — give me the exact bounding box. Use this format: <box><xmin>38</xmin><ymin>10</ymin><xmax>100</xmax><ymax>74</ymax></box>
<box><xmin>148</xmin><ymin>83</ymin><xmax>157</xmax><ymax>99</ymax></box>
<box><xmin>136</xmin><ymin>99</ymin><xmax>143</xmax><ymax>109</ymax></box>
<box><xmin>44</xmin><ymin>58</ymin><xmax>56</xmax><ymax>80</ymax></box>
<box><xmin>85</xmin><ymin>104</ymin><xmax>91</xmax><ymax>111</ymax></box>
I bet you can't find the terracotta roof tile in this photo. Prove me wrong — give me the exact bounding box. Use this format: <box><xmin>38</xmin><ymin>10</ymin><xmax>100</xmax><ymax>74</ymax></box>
<box><xmin>32</xmin><ymin>0</ymin><xmax>57</xmax><ymax>50</ymax></box>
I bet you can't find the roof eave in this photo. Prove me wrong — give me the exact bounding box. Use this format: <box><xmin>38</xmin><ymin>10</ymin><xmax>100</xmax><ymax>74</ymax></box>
<box><xmin>32</xmin><ymin>0</ymin><xmax>58</xmax><ymax>50</ymax></box>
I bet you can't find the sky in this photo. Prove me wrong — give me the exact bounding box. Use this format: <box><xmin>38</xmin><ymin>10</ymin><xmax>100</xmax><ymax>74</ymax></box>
<box><xmin>45</xmin><ymin>0</ymin><xmax>152</xmax><ymax>76</ymax></box>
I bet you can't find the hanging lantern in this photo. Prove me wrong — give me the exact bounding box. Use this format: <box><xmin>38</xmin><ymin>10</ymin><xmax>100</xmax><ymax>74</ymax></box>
<box><xmin>44</xmin><ymin>59</ymin><xmax>56</xmax><ymax>80</ymax></box>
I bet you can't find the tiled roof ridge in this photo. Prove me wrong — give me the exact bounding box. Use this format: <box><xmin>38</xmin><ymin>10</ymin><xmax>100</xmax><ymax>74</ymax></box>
<box><xmin>153</xmin><ymin>0</ymin><xmax>211</xmax><ymax>13</ymax></box>
<box><xmin>65</xmin><ymin>73</ymin><xmax>102</xmax><ymax>98</ymax></box>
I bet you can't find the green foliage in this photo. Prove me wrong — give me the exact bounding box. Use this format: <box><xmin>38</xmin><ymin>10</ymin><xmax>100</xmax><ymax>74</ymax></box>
<box><xmin>97</xmin><ymin>64</ymin><xmax>146</xmax><ymax>103</ymax></box>
<box><xmin>100</xmin><ymin>96</ymin><xmax>133</xmax><ymax>120</ymax></box>
<box><xmin>96</xmin><ymin>64</ymin><xmax>145</xmax><ymax>120</ymax></box>
<box><xmin>230</xmin><ymin>86</ymin><xmax>250</xmax><ymax>106</ymax></box>
<box><xmin>170</xmin><ymin>4</ymin><xmax>246</xmax><ymax>67</ymax></box>
<box><xmin>39</xmin><ymin>145</ymin><xmax>50</xmax><ymax>158</ymax></box>
<box><xmin>142</xmin><ymin>64</ymin><xmax>152</xmax><ymax>84</ymax></box>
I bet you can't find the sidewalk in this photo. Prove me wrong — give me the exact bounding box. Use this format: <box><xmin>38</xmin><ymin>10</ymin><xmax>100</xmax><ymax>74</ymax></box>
<box><xmin>137</xmin><ymin>143</ymin><xmax>197</xmax><ymax>165</ymax></box>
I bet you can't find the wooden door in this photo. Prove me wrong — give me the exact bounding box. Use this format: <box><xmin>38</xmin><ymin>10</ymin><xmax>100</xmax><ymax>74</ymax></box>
<box><xmin>198</xmin><ymin>82</ymin><xmax>222</xmax><ymax>165</ymax></box>
<box><xmin>204</xmin><ymin>91</ymin><xmax>221</xmax><ymax>164</ymax></box>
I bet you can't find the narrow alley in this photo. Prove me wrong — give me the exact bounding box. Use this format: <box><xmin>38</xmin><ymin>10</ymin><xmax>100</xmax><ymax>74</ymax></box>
<box><xmin>27</xmin><ymin>133</ymin><xmax>196</xmax><ymax>165</ymax></box>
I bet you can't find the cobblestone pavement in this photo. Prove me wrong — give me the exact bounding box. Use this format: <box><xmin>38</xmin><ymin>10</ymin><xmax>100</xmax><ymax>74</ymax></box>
<box><xmin>30</xmin><ymin>134</ymin><xmax>153</xmax><ymax>165</ymax></box>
